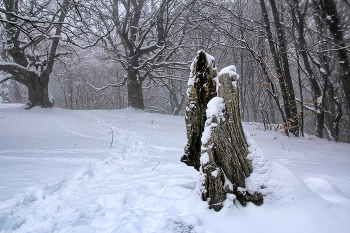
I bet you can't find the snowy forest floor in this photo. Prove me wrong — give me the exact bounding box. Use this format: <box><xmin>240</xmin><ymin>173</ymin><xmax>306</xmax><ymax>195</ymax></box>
<box><xmin>0</xmin><ymin>104</ymin><xmax>349</xmax><ymax>233</ymax></box>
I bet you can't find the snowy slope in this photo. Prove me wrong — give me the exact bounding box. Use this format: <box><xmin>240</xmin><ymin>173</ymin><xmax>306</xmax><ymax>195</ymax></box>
<box><xmin>0</xmin><ymin>104</ymin><xmax>349</xmax><ymax>233</ymax></box>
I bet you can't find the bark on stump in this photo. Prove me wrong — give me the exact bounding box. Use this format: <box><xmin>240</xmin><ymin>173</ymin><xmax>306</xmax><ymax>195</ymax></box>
<box><xmin>181</xmin><ymin>50</ymin><xmax>217</xmax><ymax>170</ymax></box>
<box><xmin>182</xmin><ymin>51</ymin><xmax>263</xmax><ymax>211</ymax></box>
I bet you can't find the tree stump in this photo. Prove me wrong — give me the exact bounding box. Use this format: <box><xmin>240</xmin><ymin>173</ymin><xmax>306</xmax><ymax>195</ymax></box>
<box><xmin>182</xmin><ymin>51</ymin><xmax>263</xmax><ymax>211</ymax></box>
<box><xmin>181</xmin><ymin>50</ymin><xmax>217</xmax><ymax>170</ymax></box>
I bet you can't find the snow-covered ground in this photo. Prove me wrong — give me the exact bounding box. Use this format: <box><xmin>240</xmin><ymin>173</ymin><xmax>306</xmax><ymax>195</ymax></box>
<box><xmin>0</xmin><ymin>103</ymin><xmax>349</xmax><ymax>233</ymax></box>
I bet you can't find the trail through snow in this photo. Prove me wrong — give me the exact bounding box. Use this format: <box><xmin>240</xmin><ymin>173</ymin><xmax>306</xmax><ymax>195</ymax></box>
<box><xmin>0</xmin><ymin>104</ymin><xmax>349</xmax><ymax>233</ymax></box>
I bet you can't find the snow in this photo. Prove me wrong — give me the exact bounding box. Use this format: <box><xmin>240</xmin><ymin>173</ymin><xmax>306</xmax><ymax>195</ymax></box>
<box><xmin>223</xmin><ymin>173</ymin><xmax>233</xmax><ymax>192</ymax></box>
<box><xmin>211</xmin><ymin>169</ymin><xmax>219</xmax><ymax>177</ymax></box>
<box><xmin>201</xmin><ymin>97</ymin><xmax>225</xmax><ymax>145</ymax></box>
<box><xmin>0</xmin><ymin>104</ymin><xmax>350</xmax><ymax>233</ymax></box>
<box><xmin>205</xmin><ymin>97</ymin><xmax>225</xmax><ymax>122</ymax></box>
<box><xmin>200</xmin><ymin>152</ymin><xmax>210</xmax><ymax>165</ymax></box>
<box><xmin>204</xmin><ymin>52</ymin><xmax>215</xmax><ymax>68</ymax></box>
<box><xmin>303</xmin><ymin>177</ymin><xmax>350</xmax><ymax>206</ymax></box>
<box><xmin>218</xmin><ymin>65</ymin><xmax>239</xmax><ymax>90</ymax></box>
<box><xmin>232</xmin><ymin>81</ymin><xmax>237</xmax><ymax>88</ymax></box>
<box><xmin>218</xmin><ymin>65</ymin><xmax>239</xmax><ymax>80</ymax></box>
<box><xmin>187</xmin><ymin>65</ymin><xmax>195</xmax><ymax>97</ymax></box>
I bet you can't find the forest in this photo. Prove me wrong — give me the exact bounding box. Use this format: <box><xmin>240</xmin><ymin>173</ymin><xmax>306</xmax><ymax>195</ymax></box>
<box><xmin>1</xmin><ymin>0</ymin><xmax>349</xmax><ymax>143</ymax></box>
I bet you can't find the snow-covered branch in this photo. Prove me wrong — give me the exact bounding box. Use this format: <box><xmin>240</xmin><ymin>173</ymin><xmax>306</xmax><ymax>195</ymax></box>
<box><xmin>132</xmin><ymin>45</ymin><xmax>166</xmax><ymax>70</ymax></box>
<box><xmin>295</xmin><ymin>98</ymin><xmax>316</xmax><ymax>112</ymax></box>
<box><xmin>0</xmin><ymin>61</ymin><xmax>38</xmax><ymax>77</ymax></box>
<box><xmin>88</xmin><ymin>78</ymin><xmax>128</xmax><ymax>92</ymax></box>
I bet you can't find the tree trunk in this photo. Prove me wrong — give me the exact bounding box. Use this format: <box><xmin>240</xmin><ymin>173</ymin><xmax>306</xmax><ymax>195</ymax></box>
<box><xmin>314</xmin><ymin>14</ymin><xmax>343</xmax><ymax>142</ymax></box>
<box><xmin>290</xmin><ymin>0</ymin><xmax>324</xmax><ymax>137</ymax></box>
<box><xmin>26</xmin><ymin>75</ymin><xmax>52</xmax><ymax>109</ymax></box>
<box><xmin>268</xmin><ymin>0</ymin><xmax>299</xmax><ymax>136</ymax></box>
<box><xmin>260</xmin><ymin>0</ymin><xmax>300</xmax><ymax>136</ymax></box>
<box><xmin>314</xmin><ymin>0</ymin><xmax>350</xmax><ymax>115</ymax></box>
<box><xmin>172</xmin><ymin>95</ymin><xmax>185</xmax><ymax>116</ymax></box>
<box><xmin>127</xmin><ymin>68</ymin><xmax>145</xmax><ymax>110</ymax></box>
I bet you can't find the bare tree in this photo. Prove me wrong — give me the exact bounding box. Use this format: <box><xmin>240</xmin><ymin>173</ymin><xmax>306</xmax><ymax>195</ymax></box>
<box><xmin>86</xmin><ymin>0</ymin><xmax>191</xmax><ymax>110</ymax></box>
<box><xmin>260</xmin><ymin>0</ymin><xmax>299</xmax><ymax>136</ymax></box>
<box><xmin>289</xmin><ymin>0</ymin><xmax>325</xmax><ymax>137</ymax></box>
<box><xmin>0</xmin><ymin>0</ymin><xmax>76</xmax><ymax>108</ymax></box>
<box><xmin>312</xmin><ymin>0</ymin><xmax>350</xmax><ymax>115</ymax></box>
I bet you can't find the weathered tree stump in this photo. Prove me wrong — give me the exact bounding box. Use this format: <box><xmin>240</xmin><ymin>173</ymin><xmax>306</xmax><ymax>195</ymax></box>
<box><xmin>181</xmin><ymin>50</ymin><xmax>217</xmax><ymax>170</ymax></box>
<box><xmin>182</xmin><ymin>51</ymin><xmax>263</xmax><ymax>211</ymax></box>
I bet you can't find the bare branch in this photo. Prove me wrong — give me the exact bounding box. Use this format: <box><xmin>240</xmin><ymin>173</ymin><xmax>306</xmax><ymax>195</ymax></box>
<box><xmin>0</xmin><ymin>76</ymin><xmax>12</xmax><ymax>84</ymax></box>
<box><xmin>88</xmin><ymin>77</ymin><xmax>128</xmax><ymax>91</ymax></box>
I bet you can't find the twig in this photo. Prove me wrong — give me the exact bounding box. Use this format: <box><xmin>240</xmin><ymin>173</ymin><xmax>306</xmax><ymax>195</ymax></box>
<box><xmin>0</xmin><ymin>77</ymin><xmax>12</xmax><ymax>84</ymax></box>
<box><xmin>107</xmin><ymin>126</ymin><xmax>114</xmax><ymax>148</ymax></box>
<box><xmin>152</xmin><ymin>161</ymin><xmax>161</xmax><ymax>170</ymax></box>
<box><xmin>280</xmin><ymin>142</ymin><xmax>291</xmax><ymax>151</ymax></box>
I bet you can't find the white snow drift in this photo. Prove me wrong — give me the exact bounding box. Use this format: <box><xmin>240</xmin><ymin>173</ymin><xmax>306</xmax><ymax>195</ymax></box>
<box><xmin>0</xmin><ymin>104</ymin><xmax>349</xmax><ymax>233</ymax></box>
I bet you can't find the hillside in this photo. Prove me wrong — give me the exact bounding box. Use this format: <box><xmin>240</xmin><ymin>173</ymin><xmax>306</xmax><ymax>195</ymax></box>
<box><xmin>0</xmin><ymin>104</ymin><xmax>349</xmax><ymax>233</ymax></box>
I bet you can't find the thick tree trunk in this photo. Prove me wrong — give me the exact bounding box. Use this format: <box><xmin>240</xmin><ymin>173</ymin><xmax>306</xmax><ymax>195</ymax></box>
<box><xmin>127</xmin><ymin>80</ymin><xmax>144</xmax><ymax>110</ymax></box>
<box><xmin>26</xmin><ymin>75</ymin><xmax>52</xmax><ymax>109</ymax></box>
<box><xmin>127</xmin><ymin>68</ymin><xmax>145</xmax><ymax>110</ymax></box>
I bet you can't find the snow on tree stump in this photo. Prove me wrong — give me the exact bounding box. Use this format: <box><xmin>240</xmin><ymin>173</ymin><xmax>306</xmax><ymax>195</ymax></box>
<box><xmin>182</xmin><ymin>50</ymin><xmax>263</xmax><ymax>211</ymax></box>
